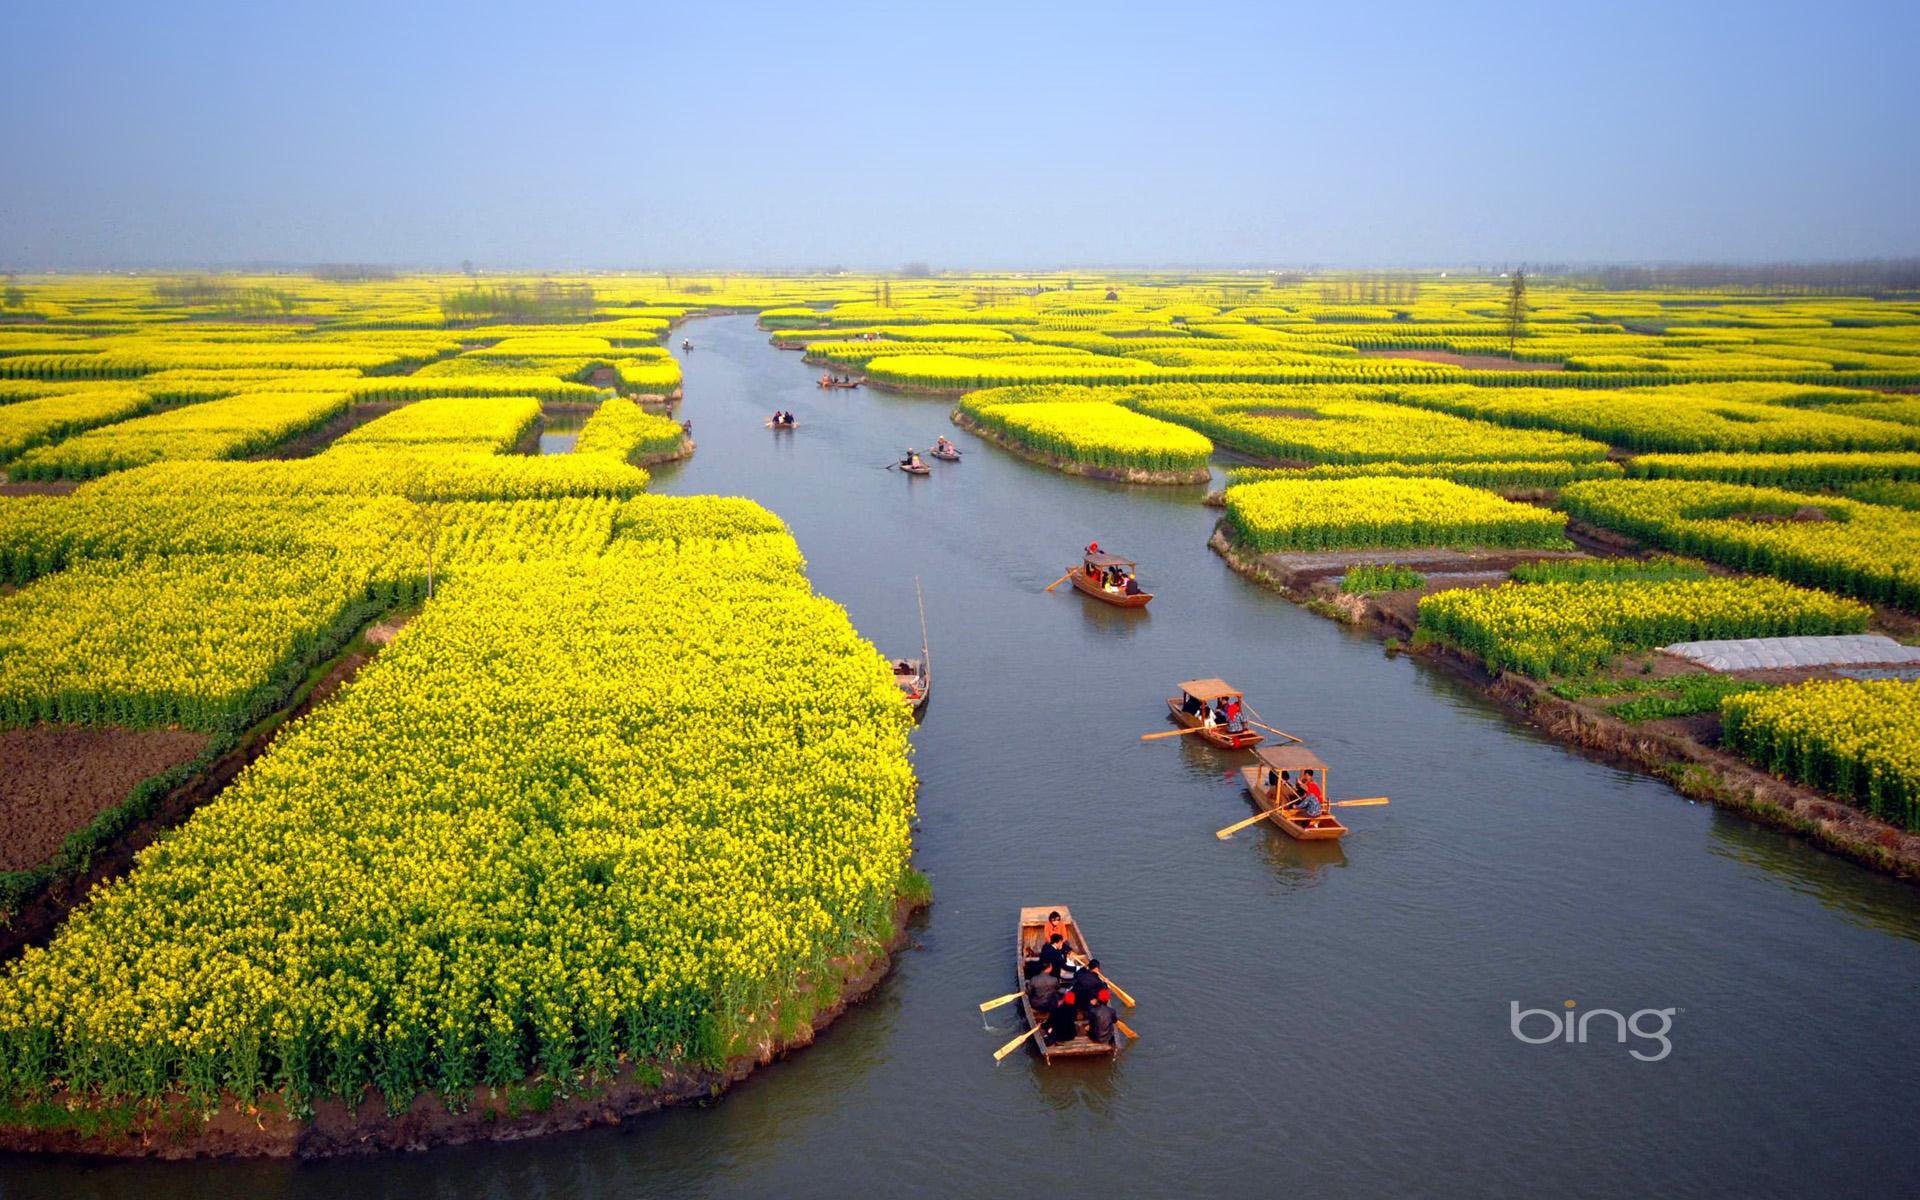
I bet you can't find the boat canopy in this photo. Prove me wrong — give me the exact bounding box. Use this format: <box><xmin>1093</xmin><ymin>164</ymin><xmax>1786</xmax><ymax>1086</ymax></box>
<box><xmin>1177</xmin><ymin>678</ymin><xmax>1243</xmax><ymax>702</ymax></box>
<box><xmin>1083</xmin><ymin>552</ymin><xmax>1137</xmax><ymax>568</ymax></box>
<box><xmin>1252</xmin><ymin>744</ymin><xmax>1328</xmax><ymax>773</ymax></box>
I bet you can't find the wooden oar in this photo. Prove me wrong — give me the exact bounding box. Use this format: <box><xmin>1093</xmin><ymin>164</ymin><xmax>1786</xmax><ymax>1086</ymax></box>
<box><xmin>1216</xmin><ymin>796</ymin><xmax>1391</xmax><ymax>839</ymax></box>
<box><xmin>1117</xmin><ymin>1020</ymin><xmax>1138</xmax><ymax>1040</ymax></box>
<box><xmin>978</xmin><ymin>991</ymin><xmax>1022</xmax><ymax>1012</ymax></box>
<box><xmin>1215</xmin><ymin>809</ymin><xmax>1278</xmax><ymax>840</ymax></box>
<box><xmin>1242</xmin><ymin>706</ymin><xmax>1302</xmax><ymax>743</ymax></box>
<box><xmin>1069</xmin><ymin>956</ymin><xmax>1136</xmax><ymax>1008</ymax></box>
<box><xmin>1043</xmin><ymin>573</ymin><xmax>1071</xmax><ymax>592</ymax></box>
<box><xmin>1139</xmin><ymin>725</ymin><xmax>1214</xmax><ymax>742</ymax></box>
<box><xmin>993</xmin><ymin>1024</ymin><xmax>1043</xmax><ymax>1061</ymax></box>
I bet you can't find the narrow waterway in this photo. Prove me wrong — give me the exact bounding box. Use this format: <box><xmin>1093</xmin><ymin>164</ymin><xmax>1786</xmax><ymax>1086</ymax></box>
<box><xmin>13</xmin><ymin>315</ymin><xmax>1918</xmax><ymax>1200</ymax></box>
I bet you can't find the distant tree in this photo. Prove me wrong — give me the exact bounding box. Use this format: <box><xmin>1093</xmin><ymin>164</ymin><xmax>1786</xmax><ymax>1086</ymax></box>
<box><xmin>1504</xmin><ymin>270</ymin><xmax>1529</xmax><ymax>358</ymax></box>
<box><xmin>2</xmin><ymin>276</ymin><xmax>23</xmax><ymax>309</ymax></box>
<box><xmin>460</xmin><ymin>259</ymin><xmax>476</xmax><ymax>276</ymax></box>
<box><xmin>900</xmin><ymin>262</ymin><xmax>932</xmax><ymax>278</ymax></box>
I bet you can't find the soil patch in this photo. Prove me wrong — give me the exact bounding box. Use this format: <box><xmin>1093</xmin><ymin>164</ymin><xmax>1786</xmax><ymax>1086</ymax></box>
<box><xmin>950</xmin><ymin>409</ymin><xmax>1211</xmax><ymax>486</ymax></box>
<box><xmin>0</xmin><ymin>480</ymin><xmax>80</xmax><ymax>496</ymax></box>
<box><xmin>251</xmin><ymin>403</ymin><xmax>402</xmax><ymax>461</ymax></box>
<box><xmin>0</xmin><ymin>610</ymin><xmax>414</xmax><ymax>961</ymax></box>
<box><xmin>0</xmin><ymin>728</ymin><xmax>209</xmax><ymax>871</ymax></box>
<box><xmin>1360</xmin><ymin>348</ymin><xmax>1565</xmax><ymax>372</ymax></box>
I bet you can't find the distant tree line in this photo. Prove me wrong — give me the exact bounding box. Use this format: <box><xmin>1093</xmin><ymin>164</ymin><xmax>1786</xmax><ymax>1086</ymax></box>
<box><xmin>152</xmin><ymin>276</ymin><xmax>298</xmax><ymax>315</ymax></box>
<box><xmin>1552</xmin><ymin>260</ymin><xmax>1920</xmax><ymax>296</ymax></box>
<box><xmin>1318</xmin><ymin>274</ymin><xmax>1423</xmax><ymax>306</ymax></box>
<box><xmin>440</xmin><ymin>281</ymin><xmax>595</xmax><ymax>323</ymax></box>
<box><xmin>309</xmin><ymin>263</ymin><xmax>396</xmax><ymax>281</ymax></box>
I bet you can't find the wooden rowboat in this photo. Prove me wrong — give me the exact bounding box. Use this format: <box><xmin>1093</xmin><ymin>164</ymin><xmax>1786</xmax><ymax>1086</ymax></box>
<box><xmin>1016</xmin><ymin>905</ymin><xmax>1121</xmax><ymax>1062</ymax></box>
<box><xmin>765</xmin><ymin>420</ymin><xmax>797</xmax><ymax>431</ymax></box>
<box><xmin>1238</xmin><ymin>744</ymin><xmax>1348</xmax><ymax>840</ymax></box>
<box><xmin>1066</xmin><ymin>551</ymin><xmax>1152</xmax><ymax>608</ymax></box>
<box><xmin>892</xmin><ymin>580</ymin><xmax>931</xmax><ymax>714</ymax></box>
<box><xmin>818</xmin><ymin>376</ymin><xmax>863</xmax><ymax>389</ymax></box>
<box><xmin>899</xmin><ymin>462</ymin><xmax>931</xmax><ymax>476</ymax></box>
<box><xmin>1166</xmin><ymin>678</ymin><xmax>1263</xmax><ymax>750</ymax></box>
<box><xmin>931</xmin><ymin>447</ymin><xmax>961</xmax><ymax>462</ymax></box>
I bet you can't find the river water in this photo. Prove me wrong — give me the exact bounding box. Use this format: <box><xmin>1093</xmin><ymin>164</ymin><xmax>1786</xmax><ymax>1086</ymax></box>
<box><xmin>10</xmin><ymin>315</ymin><xmax>1918</xmax><ymax>1199</ymax></box>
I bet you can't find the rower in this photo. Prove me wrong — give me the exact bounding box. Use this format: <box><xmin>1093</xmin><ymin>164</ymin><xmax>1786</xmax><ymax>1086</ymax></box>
<box><xmin>1044</xmin><ymin>993</ymin><xmax>1082</xmax><ymax>1044</ymax></box>
<box><xmin>1037</xmin><ymin>932</ymin><xmax>1070</xmax><ymax>975</ymax></box>
<box><xmin>1086</xmin><ymin>989</ymin><xmax>1118</xmax><ymax>1045</ymax></box>
<box><xmin>1027</xmin><ymin>962</ymin><xmax>1064</xmax><ymax>1013</ymax></box>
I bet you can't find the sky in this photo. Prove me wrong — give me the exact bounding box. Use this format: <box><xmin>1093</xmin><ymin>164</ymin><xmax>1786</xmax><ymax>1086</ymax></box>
<box><xmin>3</xmin><ymin>0</ymin><xmax>1916</xmax><ymax>270</ymax></box>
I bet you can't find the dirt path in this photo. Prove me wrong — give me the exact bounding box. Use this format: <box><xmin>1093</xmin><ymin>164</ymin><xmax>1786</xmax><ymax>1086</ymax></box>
<box><xmin>0</xmin><ymin>728</ymin><xmax>209</xmax><ymax>871</ymax></box>
<box><xmin>1360</xmin><ymin>348</ymin><xmax>1565</xmax><ymax>371</ymax></box>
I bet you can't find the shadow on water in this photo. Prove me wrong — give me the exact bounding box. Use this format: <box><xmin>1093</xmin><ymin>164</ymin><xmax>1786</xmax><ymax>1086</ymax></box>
<box><xmin>8</xmin><ymin>313</ymin><xmax>1918</xmax><ymax>1200</ymax></box>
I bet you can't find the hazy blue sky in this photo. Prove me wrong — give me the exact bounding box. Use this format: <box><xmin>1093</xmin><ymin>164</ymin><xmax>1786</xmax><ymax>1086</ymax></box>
<box><xmin>4</xmin><ymin>1</ymin><xmax>1915</xmax><ymax>269</ymax></box>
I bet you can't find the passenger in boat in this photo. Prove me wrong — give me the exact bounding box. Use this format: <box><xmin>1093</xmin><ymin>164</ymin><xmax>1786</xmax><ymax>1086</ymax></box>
<box><xmin>1042</xmin><ymin>910</ymin><xmax>1068</xmax><ymax>944</ymax></box>
<box><xmin>1027</xmin><ymin>962</ymin><xmax>1064</xmax><ymax>1013</ymax></box>
<box><xmin>783</xmin><ymin>411</ymin><xmax>796</xmax><ymax>426</ymax></box>
<box><xmin>1182</xmin><ymin>692</ymin><xmax>1205</xmax><ymax>717</ymax></box>
<box><xmin>1224</xmin><ymin>697</ymin><xmax>1246</xmax><ymax>734</ymax></box>
<box><xmin>935</xmin><ymin>436</ymin><xmax>956</xmax><ymax>456</ymax></box>
<box><xmin>1073</xmin><ymin>957</ymin><xmax>1107</xmax><ymax>999</ymax></box>
<box><xmin>1297</xmin><ymin>769</ymin><xmax>1326</xmax><ymax>818</ymax></box>
<box><xmin>1086</xmin><ymin>989</ymin><xmax>1118</xmax><ymax>1045</ymax></box>
<box><xmin>1038</xmin><ymin>932</ymin><xmax>1070</xmax><ymax>975</ymax></box>
<box><xmin>1212</xmin><ymin>700</ymin><xmax>1231</xmax><ymax>727</ymax></box>
<box><xmin>1044</xmin><ymin>994</ymin><xmax>1082</xmax><ymax>1044</ymax></box>
<box><xmin>1123</xmin><ymin>574</ymin><xmax>1142</xmax><ymax>596</ymax></box>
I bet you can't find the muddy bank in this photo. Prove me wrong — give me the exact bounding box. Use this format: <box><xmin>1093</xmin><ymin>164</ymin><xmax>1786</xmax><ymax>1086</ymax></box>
<box><xmin>950</xmin><ymin>410</ymin><xmax>1210</xmax><ymax>485</ymax></box>
<box><xmin>1208</xmin><ymin>527</ymin><xmax>1920</xmax><ymax>881</ymax></box>
<box><xmin>635</xmin><ymin>435</ymin><xmax>696</xmax><ymax>467</ymax></box>
<box><xmin>0</xmin><ymin>893</ymin><xmax>928</xmax><ymax>1160</ymax></box>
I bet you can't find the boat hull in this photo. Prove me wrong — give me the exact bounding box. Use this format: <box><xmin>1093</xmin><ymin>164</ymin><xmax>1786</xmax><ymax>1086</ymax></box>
<box><xmin>1238</xmin><ymin>766</ymin><xmax>1348</xmax><ymax>840</ymax></box>
<box><xmin>1068</xmin><ymin>570</ymin><xmax>1153</xmax><ymax>608</ymax></box>
<box><xmin>1166</xmin><ymin>699</ymin><xmax>1263</xmax><ymax>750</ymax></box>
<box><xmin>1016</xmin><ymin>905</ymin><xmax>1120</xmax><ymax>1061</ymax></box>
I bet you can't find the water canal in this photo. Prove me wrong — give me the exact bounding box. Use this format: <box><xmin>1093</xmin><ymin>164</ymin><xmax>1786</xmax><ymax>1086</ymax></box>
<box><xmin>11</xmin><ymin>315</ymin><xmax>1917</xmax><ymax>1199</ymax></box>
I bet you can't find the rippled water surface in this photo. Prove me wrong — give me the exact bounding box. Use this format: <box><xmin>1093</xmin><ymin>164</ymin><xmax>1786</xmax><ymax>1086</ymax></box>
<box><xmin>10</xmin><ymin>316</ymin><xmax>1917</xmax><ymax>1200</ymax></box>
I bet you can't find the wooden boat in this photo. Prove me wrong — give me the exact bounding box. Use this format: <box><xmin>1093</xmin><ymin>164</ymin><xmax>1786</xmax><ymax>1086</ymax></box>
<box><xmin>817</xmin><ymin>375</ymin><xmax>863</xmax><ymax>389</ymax></box>
<box><xmin>931</xmin><ymin>446</ymin><xmax>961</xmax><ymax>462</ymax></box>
<box><xmin>1015</xmin><ymin>905</ymin><xmax>1121</xmax><ymax>1062</ymax></box>
<box><xmin>1238</xmin><ymin>744</ymin><xmax>1348</xmax><ymax>840</ymax></box>
<box><xmin>892</xmin><ymin>580</ymin><xmax>931</xmax><ymax>714</ymax></box>
<box><xmin>765</xmin><ymin>418</ymin><xmax>797</xmax><ymax>431</ymax></box>
<box><xmin>1066</xmin><ymin>552</ymin><xmax>1152</xmax><ymax>608</ymax></box>
<box><xmin>1166</xmin><ymin>678</ymin><xmax>1263</xmax><ymax>750</ymax></box>
<box><xmin>899</xmin><ymin>461</ymin><xmax>931</xmax><ymax>476</ymax></box>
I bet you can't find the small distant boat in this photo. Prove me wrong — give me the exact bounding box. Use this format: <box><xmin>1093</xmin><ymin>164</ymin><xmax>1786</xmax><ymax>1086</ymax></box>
<box><xmin>899</xmin><ymin>460</ymin><xmax>931</xmax><ymax>476</ymax></box>
<box><xmin>931</xmin><ymin>445</ymin><xmax>961</xmax><ymax>462</ymax></box>
<box><xmin>682</xmin><ymin>338</ymin><xmax>692</xmax><ymax>351</ymax></box>
<box><xmin>1166</xmin><ymin>679</ymin><xmax>1263</xmax><ymax>750</ymax></box>
<box><xmin>1238</xmin><ymin>744</ymin><xmax>1349</xmax><ymax>841</ymax></box>
<box><xmin>766</xmin><ymin>418</ymin><xmax>797</xmax><ymax>431</ymax></box>
<box><xmin>1067</xmin><ymin>552</ymin><xmax>1152</xmax><ymax>608</ymax></box>
<box><xmin>818</xmin><ymin>374</ymin><xmax>863</xmax><ymax>389</ymax></box>
<box><xmin>893</xmin><ymin>579</ymin><xmax>931</xmax><ymax>714</ymax></box>
<box><xmin>1015</xmin><ymin>905</ymin><xmax>1121</xmax><ymax>1062</ymax></box>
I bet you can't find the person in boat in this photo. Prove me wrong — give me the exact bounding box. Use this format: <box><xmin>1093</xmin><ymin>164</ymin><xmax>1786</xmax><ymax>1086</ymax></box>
<box><xmin>1224</xmin><ymin>697</ymin><xmax>1246</xmax><ymax>734</ymax></box>
<box><xmin>1037</xmin><ymin>932</ymin><xmax>1070</xmax><ymax>976</ymax></box>
<box><xmin>1086</xmin><ymin>988</ymin><xmax>1118</xmax><ymax>1046</ymax></box>
<box><xmin>782</xmin><ymin>411</ymin><xmax>796</xmax><ymax>426</ymax></box>
<box><xmin>1212</xmin><ymin>700</ymin><xmax>1231</xmax><ymax>728</ymax></box>
<box><xmin>1296</xmin><ymin>769</ymin><xmax>1327</xmax><ymax>818</ymax></box>
<box><xmin>935</xmin><ymin>436</ymin><xmax>956</xmax><ymax>456</ymax></box>
<box><xmin>1042</xmin><ymin>910</ymin><xmax>1068</xmax><ymax>945</ymax></box>
<box><xmin>1182</xmin><ymin>692</ymin><xmax>1205</xmax><ymax>717</ymax></box>
<box><xmin>1027</xmin><ymin>962</ymin><xmax>1064</xmax><ymax>1014</ymax></box>
<box><xmin>1123</xmin><ymin>573</ymin><xmax>1142</xmax><ymax>596</ymax></box>
<box><xmin>1044</xmin><ymin>992</ymin><xmax>1082</xmax><ymax>1044</ymax></box>
<box><xmin>1073</xmin><ymin>957</ymin><xmax>1108</xmax><ymax>999</ymax></box>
